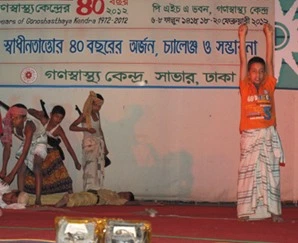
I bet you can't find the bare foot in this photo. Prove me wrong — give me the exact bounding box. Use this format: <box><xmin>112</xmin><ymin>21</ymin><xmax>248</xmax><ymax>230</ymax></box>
<box><xmin>272</xmin><ymin>214</ymin><xmax>283</xmax><ymax>223</ymax></box>
<box><xmin>34</xmin><ymin>198</ymin><xmax>42</xmax><ymax>207</ymax></box>
<box><xmin>55</xmin><ymin>193</ymin><xmax>69</xmax><ymax>208</ymax></box>
<box><xmin>239</xmin><ymin>216</ymin><xmax>249</xmax><ymax>222</ymax></box>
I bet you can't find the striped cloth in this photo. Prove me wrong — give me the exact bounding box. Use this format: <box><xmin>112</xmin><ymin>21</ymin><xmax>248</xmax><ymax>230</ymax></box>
<box><xmin>237</xmin><ymin>126</ymin><xmax>285</xmax><ymax>220</ymax></box>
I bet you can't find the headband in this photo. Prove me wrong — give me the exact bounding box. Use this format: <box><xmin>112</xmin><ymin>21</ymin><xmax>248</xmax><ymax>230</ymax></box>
<box><xmin>9</xmin><ymin>106</ymin><xmax>27</xmax><ymax>116</ymax></box>
<box><xmin>0</xmin><ymin>106</ymin><xmax>27</xmax><ymax>145</ymax></box>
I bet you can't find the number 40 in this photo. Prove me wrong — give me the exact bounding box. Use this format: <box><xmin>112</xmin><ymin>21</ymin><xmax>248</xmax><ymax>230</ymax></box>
<box><xmin>76</xmin><ymin>0</ymin><xmax>105</xmax><ymax>15</ymax></box>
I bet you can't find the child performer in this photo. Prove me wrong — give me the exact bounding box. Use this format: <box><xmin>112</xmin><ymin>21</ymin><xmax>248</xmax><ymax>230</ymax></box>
<box><xmin>0</xmin><ymin>104</ymin><xmax>47</xmax><ymax>206</ymax></box>
<box><xmin>237</xmin><ymin>23</ymin><xmax>285</xmax><ymax>222</ymax></box>
<box><xmin>70</xmin><ymin>91</ymin><xmax>108</xmax><ymax>191</ymax></box>
<box><xmin>25</xmin><ymin>105</ymin><xmax>81</xmax><ymax>194</ymax></box>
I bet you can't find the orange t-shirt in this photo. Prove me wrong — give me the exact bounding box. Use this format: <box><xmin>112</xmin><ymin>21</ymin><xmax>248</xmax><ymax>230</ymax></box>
<box><xmin>239</xmin><ymin>75</ymin><xmax>276</xmax><ymax>132</ymax></box>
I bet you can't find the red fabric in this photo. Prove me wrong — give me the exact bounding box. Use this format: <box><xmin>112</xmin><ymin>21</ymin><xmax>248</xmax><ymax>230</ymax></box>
<box><xmin>0</xmin><ymin>205</ymin><xmax>297</xmax><ymax>242</ymax></box>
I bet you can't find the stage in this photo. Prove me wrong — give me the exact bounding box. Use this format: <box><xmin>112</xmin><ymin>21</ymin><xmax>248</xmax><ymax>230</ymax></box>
<box><xmin>0</xmin><ymin>202</ymin><xmax>297</xmax><ymax>243</ymax></box>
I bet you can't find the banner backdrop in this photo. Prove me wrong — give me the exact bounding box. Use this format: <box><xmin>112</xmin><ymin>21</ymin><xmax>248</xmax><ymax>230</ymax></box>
<box><xmin>1</xmin><ymin>0</ymin><xmax>298</xmax><ymax>202</ymax></box>
<box><xmin>0</xmin><ymin>0</ymin><xmax>273</xmax><ymax>88</ymax></box>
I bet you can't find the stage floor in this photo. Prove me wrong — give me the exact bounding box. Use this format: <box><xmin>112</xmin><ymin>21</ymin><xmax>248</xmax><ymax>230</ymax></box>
<box><xmin>0</xmin><ymin>202</ymin><xmax>297</xmax><ymax>243</ymax></box>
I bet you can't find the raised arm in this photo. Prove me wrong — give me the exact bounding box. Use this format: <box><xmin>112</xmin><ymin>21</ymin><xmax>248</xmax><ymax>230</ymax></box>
<box><xmin>69</xmin><ymin>114</ymin><xmax>95</xmax><ymax>134</ymax></box>
<box><xmin>27</xmin><ymin>108</ymin><xmax>48</xmax><ymax>125</ymax></box>
<box><xmin>238</xmin><ymin>24</ymin><xmax>248</xmax><ymax>82</ymax></box>
<box><xmin>263</xmin><ymin>23</ymin><xmax>274</xmax><ymax>77</ymax></box>
<box><xmin>69</xmin><ymin>114</ymin><xmax>85</xmax><ymax>131</ymax></box>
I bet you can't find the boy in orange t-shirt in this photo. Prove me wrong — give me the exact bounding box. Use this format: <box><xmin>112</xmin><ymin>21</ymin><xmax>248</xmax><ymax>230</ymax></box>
<box><xmin>237</xmin><ymin>23</ymin><xmax>284</xmax><ymax>222</ymax></box>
